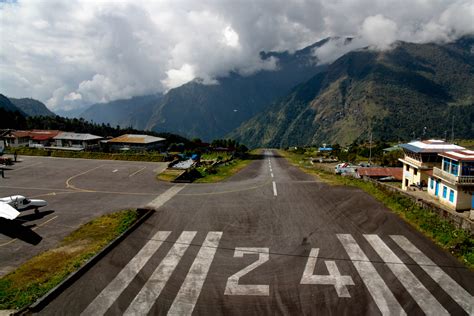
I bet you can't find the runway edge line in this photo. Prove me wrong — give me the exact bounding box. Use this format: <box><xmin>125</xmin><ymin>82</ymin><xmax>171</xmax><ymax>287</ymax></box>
<box><xmin>14</xmin><ymin>208</ymin><xmax>155</xmax><ymax>316</ymax></box>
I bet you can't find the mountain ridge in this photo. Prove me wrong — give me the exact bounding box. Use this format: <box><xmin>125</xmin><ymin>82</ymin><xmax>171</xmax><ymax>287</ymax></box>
<box><xmin>229</xmin><ymin>36</ymin><xmax>474</xmax><ymax>147</ymax></box>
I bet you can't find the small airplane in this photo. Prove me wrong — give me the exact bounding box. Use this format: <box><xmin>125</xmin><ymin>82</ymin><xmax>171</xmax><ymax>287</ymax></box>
<box><xmin>0</xmin><ymin>195</ymin><xmax>47</xmax><ymax>220</ymax></box>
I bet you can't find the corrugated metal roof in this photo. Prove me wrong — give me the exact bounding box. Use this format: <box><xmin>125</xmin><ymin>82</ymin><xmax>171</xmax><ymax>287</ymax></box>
<box><xmin>107</xmin><ymin>134</ymin><xmax>166</xmax><ymax>144</ymax></box>
<box><xmin>54</xmin><ymin>132</ymin><xmax>103</xmax><ymax>141</ymax></box>
<box><xmin>400</xmin><ymin>140</ymin><xmax>464</xmax><ymax>153</ymax></box>
<box><xmin>357</xmin><ymin>167</ymin><xmax>403</xmax><ymax>180</ymax></box>
<box><xmin>439</xmin><ymin>150</ymin><xmax>474</xmax><ymax>161</ymax></box>
<box><xmin>12</xmin><ymin>130</ymin><xmax>61</xmax><ymax>141</ymax></box>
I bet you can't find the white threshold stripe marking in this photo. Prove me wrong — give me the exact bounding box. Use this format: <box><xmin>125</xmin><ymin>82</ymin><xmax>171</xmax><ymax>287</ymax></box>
<box><xmin>272</xmin><ymin>181</ymin><xmax>277</xmax><ymax>196</ymax></box>
<box><xmin>124</xmin><ymin>231</ymin><xmax>197</xmax><ymax>316</ymax></box>
<box><xmin>391</xmin><ymin>235</ymin><xmax>474</xmax><ymax>315</ymax></box>
<box><xmin>337</xmin><ymin>234</ymin><xmax>406</xmax><ymax>316</ymax></box>
<box><xmin>364</xmin><ymin>235</ymin><xmax>448</xmax><ymax>315</ymax></box>
<box><xmin>167</xmin><ymin>232</ymin><xmax>223</xmax><ymax>316</ymax></box>
<box><xmin>81</xmin><ymin>231</ymin><xmax>171</xmax><ymax>316</ymax></box>
<box><xmin>147</xmin><ymin>185</ymin><xmax>184</xmax><ymax>209</ymax></box>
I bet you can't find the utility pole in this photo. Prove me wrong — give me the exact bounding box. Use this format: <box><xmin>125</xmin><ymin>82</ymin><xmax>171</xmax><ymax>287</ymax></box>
<box><xmin>369</xmin><ymin>129</ymin><xmax>372</xmax><ymax>165</ymax></box>
<box><xmin>451</xmin><ymin>115</ymin><xmax>454</xmax><ymax>143</ymax></box>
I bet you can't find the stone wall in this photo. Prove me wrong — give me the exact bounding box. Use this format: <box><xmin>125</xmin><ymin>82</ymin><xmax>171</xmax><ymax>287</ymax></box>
<box><xmin>366</xmin><ymin>178</ymin><xmax>474</xmax><ymax>234</ymax></box>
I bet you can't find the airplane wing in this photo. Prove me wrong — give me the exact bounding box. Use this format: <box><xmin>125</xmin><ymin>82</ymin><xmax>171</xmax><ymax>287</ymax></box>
<box><xmin>0</xmin><ymin>202</ymin><xmax>20</xmax><ymax>220</ymax></box>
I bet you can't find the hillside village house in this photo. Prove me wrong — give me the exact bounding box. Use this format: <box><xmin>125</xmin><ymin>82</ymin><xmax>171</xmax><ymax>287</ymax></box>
<box><xmin>399</xmin><ymin>140</ymin><xmax>464</xmax><ymax>191</ymax></box>
<box><xmin>106</xmin><ymin>134</ymin><xmax>166</xmax><ymax>151</ymax></box>
<box><xmin>427</xmin><ymin>150</ymin><xmax>474</xmax><ymax>211</ymax></box>
<box><xmin>51</xmin><ymin>132</ymin><xmax>103</xmax><ymax>151</ymax></box>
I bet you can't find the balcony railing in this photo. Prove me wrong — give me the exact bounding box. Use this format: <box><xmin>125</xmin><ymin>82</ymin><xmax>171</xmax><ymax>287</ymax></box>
<box><xmin>402</xmin><ymin>156</ymin><xmax>423</xmax><ymax>167</ymax></box>
<box><xmin>433</xmin><ymin>167</ymin><xmax>474</xmax><ymax>185</ymax></box>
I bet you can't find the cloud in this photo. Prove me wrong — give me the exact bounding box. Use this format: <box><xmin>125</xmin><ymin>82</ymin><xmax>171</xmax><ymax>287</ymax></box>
<box><xmin>0</xmin><ymin>0</ymin><xmax>473</xmax><ymax>110</ymax></box>
<box><xmin>361</xmin><ymin>15</ymin><xmax>398</xmax><ymax>50</ymax></box>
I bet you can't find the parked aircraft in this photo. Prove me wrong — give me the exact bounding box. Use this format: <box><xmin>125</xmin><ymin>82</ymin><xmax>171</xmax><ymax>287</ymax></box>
<box><xmin>0</xmin><ymin>195</ymin><xmax>47</xmax><ymax>220</ymax></box>
<box><xmin>0</xmin><ymin>202</ymin><xmax>20</xmax><ymax>220</ymax></box>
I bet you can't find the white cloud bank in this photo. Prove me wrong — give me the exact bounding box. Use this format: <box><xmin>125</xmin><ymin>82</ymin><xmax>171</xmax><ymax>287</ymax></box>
<box><xmin>0</xmin><ymin>0</ymin><xmax>473</xmax><ymax>110</ymax></box>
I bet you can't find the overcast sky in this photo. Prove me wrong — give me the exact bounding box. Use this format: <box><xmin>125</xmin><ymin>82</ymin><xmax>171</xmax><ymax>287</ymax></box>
<box><xmin>1</xmin><ymin>0</ymin><xmax>473</xmax><ymax>111</ymax></box>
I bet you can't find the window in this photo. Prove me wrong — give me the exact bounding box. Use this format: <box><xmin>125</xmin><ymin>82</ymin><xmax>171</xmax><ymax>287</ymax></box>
<box><xmin>406</xmin><ymin>165</ymin><xmax>410</xmax><ymax>171</ymax></box>
<box><xmin>442</xmin><ymin>186</ymin><xmax>447</xmax><ymax>199</ymax></box>
<box><xmin>430</xmin><ymin>178</ymin><xmax>434</xmax><ymax>189</ymax></box>
<box><xmin>449</xmin><ymin>190</ymin><xmax>454</xmax><ymax>203</ymax></box>
<box><xmin>443</xmin><ymin>158</ymin><xmax>450</xmax><ymax>172</ymax></box>
<box><xmin>451</xmin><ymin>161</ymin><xmax>459</xmax><ymax>176</ymax></box>
<box><xmin>414</xmin><ymin>168</ymin><xmax>418</xmax><ymax>175</ymax></box>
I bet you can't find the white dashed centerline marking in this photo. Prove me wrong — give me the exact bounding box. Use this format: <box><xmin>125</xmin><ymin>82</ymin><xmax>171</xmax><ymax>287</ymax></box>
<box><xmin>272</xmin><ymin>181</ymin><xmax>277</xmax><ymax>196</ymax></box>
<box><xmin>112</xmin><ymin>169</ymin><xmax>118</xmax><ymax>173</ymax></box>
<box><xmin>271</xmin><ymin>172</ymin><xmax>274</xmax><ymax>178</ymax></box>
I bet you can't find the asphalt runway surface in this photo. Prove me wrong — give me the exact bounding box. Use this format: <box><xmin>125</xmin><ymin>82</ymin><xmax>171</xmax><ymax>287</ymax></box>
<box><xmin>0</xmin><ymin>156</ymin><xmax>170</xmax><ymax>276</ymax></box>
<box><xmin>5</xmin><ymin>151</ymin><xmax>474</xmax><ymax>315</ymax></box>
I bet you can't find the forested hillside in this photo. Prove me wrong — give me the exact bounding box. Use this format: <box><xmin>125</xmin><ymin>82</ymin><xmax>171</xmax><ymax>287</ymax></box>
<box><xmin>230</xmin><ymin>36</ymin><xmax>474</xmax><ymax>147</ymax></box>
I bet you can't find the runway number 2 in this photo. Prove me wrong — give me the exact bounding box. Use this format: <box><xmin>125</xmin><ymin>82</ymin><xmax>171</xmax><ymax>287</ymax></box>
<box><xmin>225</xmin><ymin>247</ymin><xmax>270</xmax><ymax>296</ymax></box>
<box><xmin>300</xmin><ymin>248</ymin><xmax>354</xmax><ymax>297</ymax></box>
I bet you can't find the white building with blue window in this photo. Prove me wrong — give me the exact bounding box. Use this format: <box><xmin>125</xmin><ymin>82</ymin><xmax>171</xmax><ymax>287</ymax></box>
<box><xmin>399</xmin><ymin>140</ymin><xmax>464</xmax><ymax>191</ymax></box>
<box><xmin>427</xmin><ymin>150</ymin><xmax>474</xmax><ymax>212</ymax></box>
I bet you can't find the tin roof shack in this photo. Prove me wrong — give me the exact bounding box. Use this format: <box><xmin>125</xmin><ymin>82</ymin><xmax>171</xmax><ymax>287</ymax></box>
<box><xmin>428</xmin><ymin>150</ymin><xmax>474</xmax><ymax>212</ymax></box>
<box><xmin>52</xmin><ymin>132</ymin><xmax>103</xmax><ymax>151</ymax></box>
<box><xmin>357</xmin><ymin>167</ymin><xmax>403</xmax><ymax>182</ymax></box>
<box><xmin>399</xmin><ymin>140</ymin><xmax>464</xmax><ymax>191</ymax></box>
<box><xmin>107</xmin><ymin>134</ymin><xmax>166</xmax><ymax>152</ymax></box>
<box><xmin>8</xmin><ymin>130</ymin><xmax>61</xmax><ymax>148</ymax></box>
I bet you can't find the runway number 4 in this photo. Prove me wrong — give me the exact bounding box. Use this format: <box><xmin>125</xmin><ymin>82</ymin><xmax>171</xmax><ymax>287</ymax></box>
<box><xmin>225</xmin><ymin>247</ymin><xmax>270</xmax><ymax>296</ymax></box>
<box><xmin>300</xmin><ymin>248</ymin><xmax>354</xmax><ymax>297</ymax></box>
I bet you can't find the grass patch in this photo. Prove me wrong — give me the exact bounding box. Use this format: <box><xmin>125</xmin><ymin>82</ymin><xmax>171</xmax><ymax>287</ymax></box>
<box><xmin>280</xmin><ymin>150</ymin><xmax>474</xmax><ymax>269</ymax></box>
<box><xmin>195</xmin><ymin>149</ymin><xmax>262</xmax><ymax>183</ymax></box>
<box><xmin>0</xmin><ymin>209</ymin><xmax>140</xmax><ymax>310</ymax></box>
<box><xmin>156</xmin><ymin>169</ymin><xmax>185</xmax><ymax>182</ymax></box>
<box><xmin>195</xmin><ymin>159</ymin><xmax>251</xmax><ymax>183</ymax></box>
<box><xmin>201</xmin><ymin>152</ymin><xmax>233</xmax><ymax>161</ymax></box>
<box><xmin>6</xmin><ymin>147</ymin><xmax>168</xmax><ymax>162</ymax></box>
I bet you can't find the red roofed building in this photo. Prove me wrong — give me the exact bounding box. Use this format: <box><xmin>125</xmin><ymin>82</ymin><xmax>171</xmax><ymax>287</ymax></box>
<box><xmin>11</xmin><ymin>130</ymin><xmax>61</xmax><ymax>148</ymax></box>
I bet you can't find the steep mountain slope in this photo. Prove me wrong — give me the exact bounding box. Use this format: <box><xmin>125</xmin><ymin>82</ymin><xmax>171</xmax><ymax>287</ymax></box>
<box><xmin>80</xmin><ymin>94</ymin><xmax>162</xmax><ymax>129</ymax></box>
<box><xmin>230</xmin><ymin>36</ymin><xmax>474</xmax><ymax>147</ymax></box>
<box><xmin>145</xmin><ymin>39</ymin><xmax>330</xmax><ymax>140</ymax></box>
<box><xmin>0</xmin><ymin>94</ymin><xmax>24</xmax><ymax>114</ymax></box>
<box><xmin>9</xmin><ymin>97</ymin><xmax>55</xmax><ymax>117</ymax></box>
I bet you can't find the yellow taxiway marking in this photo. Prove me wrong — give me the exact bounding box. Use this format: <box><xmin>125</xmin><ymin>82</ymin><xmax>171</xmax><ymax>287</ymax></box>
<box><xmin>0</xmin><ymin>215</ymin><xmax>59</xmax><ymax>247</ymax></box>
<box><xmin>0</xmin><ymin>185</ymin><xmax>158</xmax><ymax>196</ymax></box>
<box><xmin>34</xmin><ymin>215</ymin><xmax>58</xmax><ymax>228</ymax></box>
<box><xmin>9</xmin><ymin>162</ymin><xmax>42</xmax><ymax>172</ymax></box>
<box><xmin>129</xmin><ymin>166</ymin><xmax>146</xmax><ymax>177</ymax></box>
<box><xmin>0</xmin><ymin>185</ymin><xmax>74</xmax><ymax>192</ymax></box>
<box><xmin>65</xmin><ymin>165</ymin><xmax>105</xmax><ymax>191</ymax></box>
